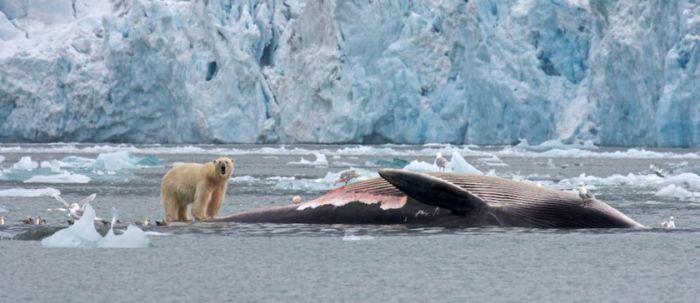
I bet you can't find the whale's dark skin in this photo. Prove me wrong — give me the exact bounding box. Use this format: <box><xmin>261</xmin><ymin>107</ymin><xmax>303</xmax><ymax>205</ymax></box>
<box><xmin>214</xmin><ymin>169</ymin><xmax>644</xmax><ymax>228</ymax></box>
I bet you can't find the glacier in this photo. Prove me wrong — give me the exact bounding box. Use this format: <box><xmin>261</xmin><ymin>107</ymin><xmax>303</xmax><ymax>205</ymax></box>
<box><xmin>0</xmin><ymin>0</ymin><xmax>698</xmax><ymax>146</ymax></box>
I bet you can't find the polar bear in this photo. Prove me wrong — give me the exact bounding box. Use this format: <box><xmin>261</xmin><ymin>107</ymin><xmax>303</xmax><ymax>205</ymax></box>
<box><xmin>161</xmin><ymin>157</ymin><xmax>234</xmax><ymax>222</ymax></box>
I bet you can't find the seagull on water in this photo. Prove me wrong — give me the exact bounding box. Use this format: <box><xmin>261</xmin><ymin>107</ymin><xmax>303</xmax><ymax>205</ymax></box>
<box><xmin>137</xmin><ymin>217</ymin><xmax>151</xmax><ymax>226</ymax></box>
<box><xmin>435</xmin><ymin>152</ymin><xmax>447</xmax><ymax>172</ymax></box>
<box><xmin>335</xmin><ymin>170</ymin><xmax>361</xmax><ymax>185</ymax></box>
<box><xmin>578</xmin><ymin>183</ymin><xmax>594</xmax><ymax>207</ymax></box>
<box><xmin>21</xmin><ymin>216</ymin><xmax>34</xmax><ymax>224</ymax></box>
<box><xmin>661</xmin><ymin>216</ymin><xmax>675</xmax><ymax>229</ymax></box>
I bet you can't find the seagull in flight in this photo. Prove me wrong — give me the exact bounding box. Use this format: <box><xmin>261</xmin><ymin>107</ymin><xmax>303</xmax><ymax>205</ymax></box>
<box><xmin>49</xmin><ymin>193</ymin><xmax>97</xmax><ymax>220</ymax></box>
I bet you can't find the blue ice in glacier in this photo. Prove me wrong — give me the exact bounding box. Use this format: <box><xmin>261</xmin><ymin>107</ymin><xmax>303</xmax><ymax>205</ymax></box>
<box><xmin>0</xmin><ymin>0</ymin><xmax>698</xmax><ymax>146</ymax></box>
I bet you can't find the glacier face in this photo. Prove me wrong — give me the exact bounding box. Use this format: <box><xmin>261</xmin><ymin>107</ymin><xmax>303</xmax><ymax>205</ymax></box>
<box><xmin>0</xmin><ymin>0</ymin><xmax>698</xmax><ymax>146</ymax></box>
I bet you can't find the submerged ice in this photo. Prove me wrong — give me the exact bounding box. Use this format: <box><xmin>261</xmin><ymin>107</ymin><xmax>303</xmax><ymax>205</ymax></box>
<box><xmin>0</xmin><ymin>1</ymin><xmax>699</xmax><ymax>147</ymax></box>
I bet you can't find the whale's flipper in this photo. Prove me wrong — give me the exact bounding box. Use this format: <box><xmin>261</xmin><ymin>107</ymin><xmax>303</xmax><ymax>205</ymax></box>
<box><xmin>378</xmin><ymin>169</ymin><xmax>488</xmax><ymax>214</ymax></box>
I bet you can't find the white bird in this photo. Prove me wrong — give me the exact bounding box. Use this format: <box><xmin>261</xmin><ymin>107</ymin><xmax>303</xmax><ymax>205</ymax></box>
<box><xmin>649</xmin><ymin>164</ymin><xmax>665</xmax><ymax>178</ymax></box>
<box><xmin>335</xmin><ymin>170</ymin><xmax>361</xmax><ymax>185</ymax></box>
<box><xmin>292</xmin><ymin>196</ymin><xmax>302</xmax><ymax>204</ymax></box>
<box><xmin>661</xmin><ymin>216</ymin><xmax>676</xmax><ymax>229</ymax></box>
<box><xmin>34</xmin><ymin>216</ymin><xmax>46</xmax><ymax>225</ymax></box>
<box><xmin>0</xmin><ymin>216</ymin><xmax>4</xmax><ymax>225</ymax></box>
<box><xmin>52</xmin><ymin>193</ymin><xmax>97</xmax><ymax>220</ymax></box>
<box><xmin>435</xmin><ymin>152</ymin><xmax>447</xmax><ymax>172</ymax></box>
<box><xmin>578</xmin><ymin>183</ymin><xmax>594</xmax><ymax>207</ymax></box>
<box><xmin>137</xmin><ymin>217</ymin><xmax>151</xmax><ymax>226</ymax></box>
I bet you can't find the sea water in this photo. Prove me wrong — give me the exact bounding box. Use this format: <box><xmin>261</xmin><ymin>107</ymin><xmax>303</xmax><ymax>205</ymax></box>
<box><xmin>0</xmin><ymin>143</ymin><xmax>699</xmax><ymax>302</ymax></box>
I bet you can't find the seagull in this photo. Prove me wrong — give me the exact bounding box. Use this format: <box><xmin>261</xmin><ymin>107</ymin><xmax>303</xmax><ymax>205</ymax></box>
<box><xmin>649</xmin><ymin>164</ymin><xmax>665</xmax><ymax>178</ymax></box>
<box><xmin>292</xmin><ymin>196</ymin><xmax>302</xmax><ymax>204</ymax></box>
<box><xmin>435</xmin><ymin>152</ymin><xmax>447</xmax><ymax>172</ymax></box>
<box><xmin>578</xmin><ymin>183</ymin><xmax>594</xmax><ymax>207</ymax></box>
<box><xmin>51</xmin><ymin>193</ymin><xmax>97</xmax><ymax>220</ymax></box>
<box><xmin>661</xmin><ymin>216</ymin><xmax>675</xmax><ymax>229</ymax></box>
<box><xmin>335</xmin><ymin>170</ymin><xmax>361</xmax><ymax>185</ymax></box>
<box><xmin>136</xmin><ymin>217</ymin><xmax>151</xmax><ymax>226</ymax></box>
<box><xmin>34</xmin><ymin>216</ymin><xmax>46</xmax><ymax>225</ymax></box>
<box><xmin>21</xmin><ymin>216</ymin><xmax>33</xmax><ymax>224</ymax></box>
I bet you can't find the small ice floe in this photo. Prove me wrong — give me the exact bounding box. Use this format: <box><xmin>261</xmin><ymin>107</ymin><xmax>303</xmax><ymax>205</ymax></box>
<box><xmin>0</xmin><ymin>187</ymin><xmax>60</xmax><ymax>197</ymax></box>
<box><xmin>577</xmin><ymin>183</ymin><xmax>594</xmax><ymax>207</ymax></box>
<box><xmin>342</xmin><ymin>234</ymin><xmax>375</xmax><ymax>241</ymax></box>
<box><xmin>661</xmin><ymin>216</ymin><xmax>676</xmax><ymax>229</ymax></box>
<box><xmin>24</xmin><ymin>171</ymin><xmax>90</xmax><ymax>184</ymax></box>
<box><xmin>288</xmin><ymin>152</ymin><xmax>328</xmax><ymax>167</ymax></box>
<box><xmin>97</xmin><ymin>208</ymin><xmax>150</xmax><ymax>248</ymax></box>
<box><xmin>404</xmin><ymin>151</ymin><xmax>482</xmax><ymax>174</ymax></box>
<box><xmin>11</xmin><ymin>156</ymin><xmax>39</xmax><ymax>171</ymax></box>
<box><xmin>655</xmin><ymin>185</ymin><xmax>698</xmax><ymax>201</ymax></box>
<box><xmin>41</xmin><ymin>204</ymin><xmax>150</xmax><ymax>248</ymax></box>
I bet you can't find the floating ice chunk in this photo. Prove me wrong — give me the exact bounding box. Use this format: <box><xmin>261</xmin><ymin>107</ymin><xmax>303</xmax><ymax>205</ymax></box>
<box><xmin>40</xmin><ymin>160</ymin><xmax>63</xmax><ymax>172</ymax></box>
<box><xmin>655</xmin><ymin>185</ymin><xmax>699</xmax><ymax>201</ymax></box>
<box><xmin>403</xmin><ymin>152</ymin><xmax>482</xmax><ymax>174</ymax></box>
<box><xmin>24</xmin><ymin>172</ymin><xmax>90</xmax><ymax>184</ymax></box>
<box><xmin>274</xmin><ymin>168</ymin><xmax>377</xmax><ymax>191</ymax></box>
<box><xmin>98</xmin><ymin>225</ymin><xmax>150</xmax><ymax>248</ymax></box>
<box><xmin>0</xmin><ymin>187</ymin><xmax>60</xmax><ymax>197</ymax></box>
<box><xmin>12</xmin><ymin>156</ymin><xmax>38</xmax><ymax>170</ymax></box>
<box><xmin>231</xmin><ymin>175</ymin><xmax>259</xmax><ymax>183</ymax></box>
<box><xmin>342</xmin><ymin>234</ymin><xmax>375</xmax><ymax>241</ymax></box>
<box><xmin>403</xmin><ymin>160</ymin><xmax>440</xmax><ymax>173</ymax></box>
<box><xmin>94</xmin><ymin>151</ymin><xmax>137</xmax><ymax>171</ymax></box>
<box><xmin>662</xmin><ymin>173</ymin><xmax>700</xmax><ymax>191</ymax></box>
<box><xmin>450</xmin><ymin>151</ymin><xmax>482</xmax><ymax>175</ymax></box>
<box><xmin>41</xmin><ymin>204</ymin><xmax>103</xmax><ymax>248</ymax></box>
<box><xmin>288</xmin><ymin>152</ymin><xmax>329</xmax><ymax>166</ymax></box>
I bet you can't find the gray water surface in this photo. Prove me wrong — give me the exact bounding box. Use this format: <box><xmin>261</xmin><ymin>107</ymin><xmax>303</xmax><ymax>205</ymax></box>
<box><xmin>1</xmin><ymin>144</ymin><xmax>699</xmax><ymax>302</ymax></box>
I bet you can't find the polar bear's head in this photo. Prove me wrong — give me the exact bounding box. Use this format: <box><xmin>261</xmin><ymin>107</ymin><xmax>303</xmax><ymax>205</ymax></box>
<box><xmin>211</xmin><ymin>157</ymin><xmax>234</xmax><ymax>179</ymax></box>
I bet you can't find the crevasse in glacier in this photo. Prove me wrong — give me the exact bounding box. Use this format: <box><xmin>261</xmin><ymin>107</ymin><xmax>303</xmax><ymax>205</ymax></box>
<box><xmin>0</xmin><ymin>0</ymin><xmax>698</xmax><ymax>146</ymax></box>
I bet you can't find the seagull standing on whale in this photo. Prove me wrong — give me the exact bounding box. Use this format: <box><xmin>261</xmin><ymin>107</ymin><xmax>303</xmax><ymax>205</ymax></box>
<box><xmin>335</xmin><ymin>170</ymin><xmax>361</xmax><ymax>185</ymax></box>
<box><xmin>578</xmin><ymin>183</ymin><xmax>594</xmax><ymax>207</ymax></box>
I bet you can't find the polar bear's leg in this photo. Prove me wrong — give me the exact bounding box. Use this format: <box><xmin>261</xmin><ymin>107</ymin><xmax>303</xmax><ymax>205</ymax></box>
<box><xmin>161</xmin><ymin>190</ymin><xmax>180</xmax><ymax>222</ymax></box>
<box><xmin>192</xmin><ymin>187</ymin><xmax>212</xmax><ymax>221</ymax></box>
<box><xmin>206</xmin><ymin>187</ymin><xmax>226</xmax><ymax>219</ymax></box>
<box><xmin>178</xmin><ymin>204</ymin><xmax>190</xmax><ymax>221</ymax></box>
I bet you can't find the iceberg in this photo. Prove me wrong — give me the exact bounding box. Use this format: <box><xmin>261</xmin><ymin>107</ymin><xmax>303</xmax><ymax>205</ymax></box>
<box><xmin>41</xmin><ymin>204</ymin><xmax>150</xmax><ymax>248</ymax></box>
<box><xmin>0</xmin><ymin>187</ymin><xmax>60</xmax><ymax>197</ymax></box>
<box><xmin>41</xmin><ymin>204</ymin><xmax>103</xmax><ymax>248</ymax></box>
<box><xmin>0</xmin><ymin>1</ymin><xmax>699</xmax><ymax>147</ymax></box>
